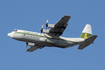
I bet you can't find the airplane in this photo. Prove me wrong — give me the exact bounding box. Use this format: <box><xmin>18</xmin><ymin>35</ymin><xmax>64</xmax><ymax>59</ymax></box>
<box><xmin>7</xmin><ymin>15</ymin><xmax>97</xmax><ymax>52</ymax></box>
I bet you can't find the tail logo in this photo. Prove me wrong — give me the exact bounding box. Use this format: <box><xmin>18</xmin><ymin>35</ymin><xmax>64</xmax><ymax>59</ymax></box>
<box><xmin>84</xmin><ymin>33</ymin><xmax>88</xmax><ymax>38</ymax></box>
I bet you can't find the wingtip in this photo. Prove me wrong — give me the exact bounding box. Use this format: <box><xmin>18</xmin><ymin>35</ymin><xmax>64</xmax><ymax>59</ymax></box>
<box><xmin>64</xmin><ymin>15</ymin><xmax>71</xmax><ymax>18</ymax></box>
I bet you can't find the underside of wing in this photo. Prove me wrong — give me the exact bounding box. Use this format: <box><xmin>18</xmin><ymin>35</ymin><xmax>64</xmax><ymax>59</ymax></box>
<box><xmin>48</xmin><ymin>15</ymin><xmax>71</xmax><ymax>37</ymax></box>
<box><xmin>26</xmin><ymin>46</ymin><xmax>39</xmax><ymax>52</ymax></box>
<box><xmin>26</xmin><ymin>42</ymin><xmax>44</xmax><ymax>52</ymax></box>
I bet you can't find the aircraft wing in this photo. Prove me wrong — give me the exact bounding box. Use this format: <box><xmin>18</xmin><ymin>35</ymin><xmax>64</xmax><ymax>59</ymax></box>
<box><xmin>26</xmin><ymin>46</ymin><xmax>39</xmax><ymax>52</ymax></box>
<box><xmin>26</xmin><ymin>45</ymin><xmax>44</xmax><ymax>52</ymax></box>
<box><xmin>48</xmin><ymin>15</ymin><xmax>71</xmax><ymax>37</ymax></box>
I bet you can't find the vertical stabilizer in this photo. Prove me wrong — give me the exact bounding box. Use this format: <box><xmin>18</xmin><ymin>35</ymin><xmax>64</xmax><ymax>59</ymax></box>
<box><xmin>79</xmin><ymin>24</ymin><xmax>92</xmax><ymax>38</ymax></box>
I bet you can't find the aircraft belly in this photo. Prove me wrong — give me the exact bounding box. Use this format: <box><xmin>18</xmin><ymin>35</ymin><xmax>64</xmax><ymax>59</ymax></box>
<box><xmin>44</xmin><ymin>38</ymin><xmax>72</xmax><ymax>47</ymax></box>
<box><xmin>56</xmin><ymin>40</ymin><xmax>71</xmax><ymax>47</ymax></box>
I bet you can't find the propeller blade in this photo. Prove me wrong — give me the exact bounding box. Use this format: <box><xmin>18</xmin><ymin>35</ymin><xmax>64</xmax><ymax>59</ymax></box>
<box><xmin>46</xmin><ymin>24</ymin><xmax>47</xmax><ymax>29</ymax></box>
<box><xmin>42</xmin><ymin>25</ymin><xmax>43</xmax><ymax>29</ymax></box>
<box><xmin>26</xmin><ymin>42</ymin><xmax>28</xmax><ymax>48</ymax></box>
<box><xmin>46</xmin><ymin>20</ymin><xmax>48</xmax><ymax>24</ymax></box>
<box><xmin>46</xmin><ymin>20</ymin><xmax>48</xmax><ymax>29</ymax></box>
<box><xmin>40</xmin><ymin>25</ymin><xmax>43</xmax><ymax>33</ymax></box>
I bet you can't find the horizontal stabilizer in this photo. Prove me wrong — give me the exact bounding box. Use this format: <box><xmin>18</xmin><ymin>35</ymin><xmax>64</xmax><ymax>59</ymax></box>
<box><xmin>78</xmin><ymin>35</ymin><xmax>97</xmax><ymax>50</ymax></box>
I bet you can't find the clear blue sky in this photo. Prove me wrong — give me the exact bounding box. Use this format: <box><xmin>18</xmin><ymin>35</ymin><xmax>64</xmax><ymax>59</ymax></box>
<box><xmin>0</xmin><ymin>0</ymin><xmax>105</xmax><ymax>70</ymax></box>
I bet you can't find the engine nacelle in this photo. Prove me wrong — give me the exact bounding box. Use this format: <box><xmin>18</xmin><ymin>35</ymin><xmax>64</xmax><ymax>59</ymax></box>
<box><xmin>27</xmin><ymin>42</ymin><xmax>44</xmax><ymax>49</ymax></box>
<box><xmin>47</xmin><ymin>24</ymin><xmax>54</xmax><ymax>28</ymax></box>
<box><xmin>27</xmin><ymin>42</ymin><xmax>35</xmax><ymax>46</ymax></box>
<box><xmin>42</xmin><ymin>29</ymin><xmax>50</xmax><ymax>33</ymax></box>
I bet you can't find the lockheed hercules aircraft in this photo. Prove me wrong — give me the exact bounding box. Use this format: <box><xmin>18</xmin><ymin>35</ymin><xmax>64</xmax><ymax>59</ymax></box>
<box><xmin>8</xmin><ymin>15</ymin><xmax>97</xmax><ymax>52</ymax></box>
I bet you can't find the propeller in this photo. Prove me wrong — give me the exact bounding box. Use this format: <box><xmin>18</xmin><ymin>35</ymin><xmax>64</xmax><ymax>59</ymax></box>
<box><xmin>26</xmin><ymin>42</ymin><xmax>28</xmax><ymax>48</ymax></box>
<box><xmin>45</xmin><ymin>20</ymin><xmax>48</xmax><ymax>29</ymax></box>
<box><xmin>40</xmin><ymin>25</ymin><xmax>43</xmax><ymax>33</ymax></box>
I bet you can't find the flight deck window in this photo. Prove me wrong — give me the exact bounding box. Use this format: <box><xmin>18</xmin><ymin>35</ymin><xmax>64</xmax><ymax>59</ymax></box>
<box><xmin>13</xmin><ymin>29</ymin><xmax>17</xmax><ymax>32</ymax></box>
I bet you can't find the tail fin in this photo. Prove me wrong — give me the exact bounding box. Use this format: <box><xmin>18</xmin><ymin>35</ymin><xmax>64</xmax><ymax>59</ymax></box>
<box><xmin>79</xmin><ymin>24</ymin><xmax>92</xmax><ymax>38</ymax></box>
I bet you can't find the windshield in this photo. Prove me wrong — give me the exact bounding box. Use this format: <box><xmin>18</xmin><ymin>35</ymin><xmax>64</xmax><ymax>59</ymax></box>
<box><xmin>13</xmin><ymin>29</ymin><xmax>17</xmax><ymax>32</ymax></box>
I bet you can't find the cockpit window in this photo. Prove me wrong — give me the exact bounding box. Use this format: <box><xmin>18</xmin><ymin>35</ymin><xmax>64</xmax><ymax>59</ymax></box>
<box><xmin>13</xmin><ymin>29</ymin><xmax>17</xmax><ymax>32</ymax></box>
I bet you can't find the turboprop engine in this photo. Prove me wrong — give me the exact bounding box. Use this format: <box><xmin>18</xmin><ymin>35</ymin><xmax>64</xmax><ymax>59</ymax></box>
<box><xmin>40</xmin><ymin>25</ymin><xmax>50</xmax><ymax>33</ymax></box>
<box><xmin>26</xmin><ymin>42</ymin><xmax>36</xmax><ymax>47</ymax></box>
<box><xmin>46</xmin><ymin>20</ymin><xmax>55</xmax><ymax>29</ymax></box>
<box><xmin>26</xmin><ymin>42</ymin><xmax>44</xmax><ymax>49</ymax></box>
<box><xmin>42</xmin><ymin>29</ymin><xmax>50</xmax><ymax>33</ymax></box>
<box><xmin>46</xmin><ymin>24</ymin><xmax>55</xmax><ymax>28</ymax></box>
<box><xmin>40</xmin><ymin>20</ymin><xmax>55</xmax><ymax>34</ymax></box>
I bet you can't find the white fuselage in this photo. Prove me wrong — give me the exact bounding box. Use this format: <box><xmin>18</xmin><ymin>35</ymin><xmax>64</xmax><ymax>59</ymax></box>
<box><xmin>8</xmin><ymin>30</ymin><xmax>85</xmax><ymax>48</ymax></box>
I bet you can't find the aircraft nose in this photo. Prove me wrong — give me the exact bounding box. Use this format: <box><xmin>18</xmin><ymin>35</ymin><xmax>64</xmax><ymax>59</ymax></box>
<box><xmin>8</xmin><ymin>33</ymin><xmax>12</xmax><ymax>37</ymax></box>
